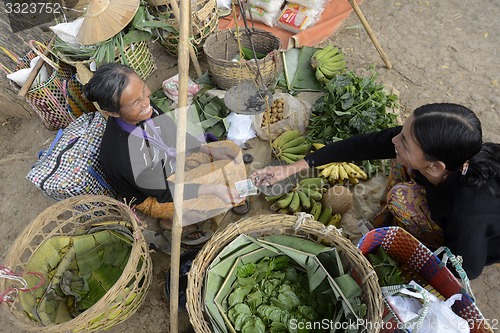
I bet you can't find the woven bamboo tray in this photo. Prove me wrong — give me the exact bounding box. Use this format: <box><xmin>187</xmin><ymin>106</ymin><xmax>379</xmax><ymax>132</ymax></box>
<box><xmin>203</xmin><ymin>28</ymin><xmax>281</xmax><ymax>90</ymax></box>
<box><xmin>0</xmin><ymin>195</ymin><xmax>152</xmax><ymax>333</ymax></box>
<box><xmin>186</xmin><ymin>213</ymin><xmax>384</xmax><ymax>333</ymax></box>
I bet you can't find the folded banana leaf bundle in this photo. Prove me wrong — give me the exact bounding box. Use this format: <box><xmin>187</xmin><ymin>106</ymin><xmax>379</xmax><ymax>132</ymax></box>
<box><xmin>20</xmin><ymin>222</ymin><xmax>133</xmax><ymax>325</ymax></box>
<box><xmin>204</xmin><ymin>234</ymin><xmax>367</xmax><ymax>333</ymax></box>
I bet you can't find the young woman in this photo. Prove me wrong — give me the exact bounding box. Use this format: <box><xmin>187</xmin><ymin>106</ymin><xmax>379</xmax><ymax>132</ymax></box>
<box><xmin>84</xmin><ymin>63</ymin><xmax>245</xmax><ymax>243</ymax></box>
<box><xmin>251</xmin><ymin>103</ymin><xmax>500</xmax><ymax>279</ymax></box>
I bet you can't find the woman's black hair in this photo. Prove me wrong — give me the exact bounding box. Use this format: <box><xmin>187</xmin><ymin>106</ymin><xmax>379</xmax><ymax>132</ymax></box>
<box><xmin>412</xmin><ymin>103</ymin><xmax>500</xmax><ymax>190</ymax></box>
<box><xmin>83</xmin><ymin>63</ymin><xmax>136</xmax><ymax>113</ymax></box>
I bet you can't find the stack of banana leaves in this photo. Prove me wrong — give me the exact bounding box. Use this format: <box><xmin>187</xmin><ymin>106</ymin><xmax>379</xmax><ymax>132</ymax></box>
<box><xmin>52</xmin><ymin>4</ymin><xmax>175</xmax><ymax>66</ymax></box>
<box><xmin>19</xmin><ymin>222</ymin><xmax>133</xmax><ymax>325</ymax></box>
<box><xmin>203</xmin><ymin>234</ymin><xmax>367</xmax><ymax>333</ymax></box>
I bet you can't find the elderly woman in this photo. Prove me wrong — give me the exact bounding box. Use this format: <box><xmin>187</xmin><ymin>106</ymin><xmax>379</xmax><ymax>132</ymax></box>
<box><xmin>84</xmin><ymin>63</ymin><xmax>246</xmax><ymax>244</ymax></box>
<box><xmin>252</xmin><ymin>103</ymin><xmax>500</xmax><ymax>279</ymax></box>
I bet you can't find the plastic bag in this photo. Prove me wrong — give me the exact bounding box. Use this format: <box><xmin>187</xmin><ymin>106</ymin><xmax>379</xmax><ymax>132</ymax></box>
<box><xmin>226</xmin><ymin>112</ymin><xmax>257</xmax><ymax>146</ymax></box>
<box><xmin>49</xmin><ymin>18</ymin><xmax>84</xmax><ymax>46</ymax></box>
<box><xmin>6</xmin><ymin>56</ymin><xmax>49</xmax><ymax>88</ymax></box>
<box><xmin>246</xmin><ymin>5</ymin><xmax>280</xmax><ymax>27</ymax></box>
<box><xmin>253</xmin><ymin>93</ymin><xmax>312</xmax><ymax>140</ymax></box>
<box><xmin>162</xmin><ymin>74</ymin><xmax>201</xmax><ymax>105</ymax></box>
<box><xmin>248</xmin><ymin>0</ymin><xmax>285</xmax><ymax>13</ymax></box>
<box><xmin>287</xmin><ymin>0</ymin><xmax>329</xmax><ymax>13</ymax></box>
<box><xmin>276</xmin><ymin>3</ymin><xmax>322</xmax><ymax>33</ymax></box>
<box><xmin>420</xmin><ymin>294</ymin><xmax>470</xmax><ymax>333</ymax></box>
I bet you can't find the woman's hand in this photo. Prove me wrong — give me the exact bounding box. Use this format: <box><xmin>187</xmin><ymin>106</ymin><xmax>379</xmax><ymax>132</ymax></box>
<box><xmin>250</xmin><ymin>160</ymin><xmax>310</xmax><ymax>186</ymax></box>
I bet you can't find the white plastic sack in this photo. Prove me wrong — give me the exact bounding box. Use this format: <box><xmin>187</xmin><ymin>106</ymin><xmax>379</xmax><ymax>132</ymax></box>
<box><xmin>6</xmin><ymin>56</ymin><xmax>49</xmax><ymax>88</ymax></box>
<box><xmin>226</xmin><ymin>112</ymin><xmax>256</xmax><ymax>146</ymax></box>
<box><xmin>49</xmin><ymin>18</ymin><xmax>84</xmax><ymax>46</ymax></box>
<box><xmin>420</xmin><ymin>294</ymin><xmax>470</xmax><ymax>333</ymax></box>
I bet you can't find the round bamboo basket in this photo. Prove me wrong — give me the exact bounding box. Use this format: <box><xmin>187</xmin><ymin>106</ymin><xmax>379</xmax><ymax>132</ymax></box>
<box><xmin>186</xmin><ymin>213</ymin><xmax>384</xmax><ymax>333</ymax></box>
<box><xmin>0</xmin><ymin>195</ymin><xmax>152</xmax><ymax>333</ymax></box>
<box><xmin>203</xmin><ymin>28</ymin><xmax>281</xmax><ymax>90</ymax></box>
<box><xmin>149</xmin><ymin>0</ymin><xmax>218</xmax><ymax>56</ymax></box>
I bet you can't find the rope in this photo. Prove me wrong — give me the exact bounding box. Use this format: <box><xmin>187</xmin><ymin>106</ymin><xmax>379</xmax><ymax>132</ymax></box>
<box><xmin>0</xmin><ymin>265</ymin><xmax>45</xmax><ymax>303</ymax></box>
<box><xmin>293</xmin><ymin>212</ymin><xmax>313</xmax><ymax>231</ymax></box>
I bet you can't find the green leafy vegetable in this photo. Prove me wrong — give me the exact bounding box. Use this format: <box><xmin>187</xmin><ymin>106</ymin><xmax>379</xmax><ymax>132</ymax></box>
<box><xmin>307</xmin><ymin>68</ymin><xmax>399</xmax><ymax>176</ymax></box>
<box><xmin>368</xmin><ymin>247</ymin><xmax>405</xmax><ymax>287</ymax></box>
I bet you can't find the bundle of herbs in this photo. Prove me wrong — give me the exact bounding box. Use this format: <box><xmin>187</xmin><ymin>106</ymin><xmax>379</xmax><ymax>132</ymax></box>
<box><xmin>306</xmin><ymin>69</ymin><xmax>399</xmax><ymax>176</ymax></box>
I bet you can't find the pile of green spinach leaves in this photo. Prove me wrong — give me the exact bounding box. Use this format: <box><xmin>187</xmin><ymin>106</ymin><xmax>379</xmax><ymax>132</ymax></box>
<box><xmin>306</xmin><ymin>69</ymin><xmax>399</xmax><ymax>176</ymax></box>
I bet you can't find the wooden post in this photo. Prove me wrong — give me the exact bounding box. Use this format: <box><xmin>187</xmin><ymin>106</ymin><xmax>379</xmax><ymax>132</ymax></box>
<box><xmin>169</xmin><ymin>0</ymin><xmax>190</xmax><ymax>331</ymax></box>
<box><xmin>348</xmin><ymin>0</ymin><xmax>392</xmax><ymax>69</ymax></box>
<box><xmin>168</xmin><ymin>0</ymin><xmax>203</xmax><ymax>78</ymax></box>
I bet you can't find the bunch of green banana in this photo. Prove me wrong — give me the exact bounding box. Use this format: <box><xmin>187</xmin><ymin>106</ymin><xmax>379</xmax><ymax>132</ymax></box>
<box><xmin>310</xmin><ymin>45</ymin><xmax>347</xmax><ymax>84</ymax></box>
<box><xmin>310</xmin><ymin>199</ymin><xmax>338</xmax><ymax>226</ymax></box>
<box><xmin>271</xmin><ymin>130</ymin><xmax>311</xmax><ymax>164</ymax></box>
<box><xmin>265</xmin><ymin>178</ymin><xmax>326</xmax><ymax>214</ymax></box>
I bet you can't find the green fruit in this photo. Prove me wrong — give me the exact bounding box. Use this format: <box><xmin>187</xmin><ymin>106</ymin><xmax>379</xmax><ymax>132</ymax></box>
<box><xmin>318</xmin><ymin>206</ymin><xmax>333</xmax><ymax>225</ymax></box>
<box><xmin>297</xmin><ymin>190</ymin><xmax>311</xmax><ymax>211</ymax></box>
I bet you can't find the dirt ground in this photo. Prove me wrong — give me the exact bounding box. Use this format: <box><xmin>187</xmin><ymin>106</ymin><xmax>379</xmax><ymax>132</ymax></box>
<box><xmin>1</xmin><ymin>0</ymin><xmax>499</xmax><ymax>332</ymax></box>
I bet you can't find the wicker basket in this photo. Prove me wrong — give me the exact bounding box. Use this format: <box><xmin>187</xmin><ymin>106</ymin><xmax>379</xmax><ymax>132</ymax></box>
<box><xmin>0</xmin><ymin>195</ymin><xmax>152</xmax><ymax>333</ymax></box>
<box><xmin>186</xmin><ymin>214</ymin><xmax>384</xmax><ymax>333</ymax></box>
<box><xmin>149</xmin><ymin>0</ymin><xmax>218</xmax><ymax>56</ymax></box>
<box><xmin>57</xmin><ymin>40</ymin><xmax>156</xmax><ymax>82</ymax></box>
<box><xmin>203</xmin><ymin>28</ymin><xmax>281</xmax><ymax>90</ymax></box>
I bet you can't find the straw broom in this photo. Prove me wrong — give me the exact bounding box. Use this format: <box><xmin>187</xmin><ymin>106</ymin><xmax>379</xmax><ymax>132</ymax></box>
<box><xmin>170</xmin><ymin>0</ymin><xmax>191</xmax><ymax>331</ymax></box>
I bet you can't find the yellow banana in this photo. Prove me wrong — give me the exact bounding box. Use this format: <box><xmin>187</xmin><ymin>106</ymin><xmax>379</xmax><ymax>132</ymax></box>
<box><xmin>348</xmin><ymin>162</ymin><xmax>368</xmax><ymax>179</ymax></box>
<box><xmin>338</xmin><ymin>163</ymin><xmax>348</xmax><ymax>181</ymax></box>
<box><xmin>297</xmin><ymin>190</ymin><xmax>311</xmax><ymax>211</ymax></box>
<box><xmin>281</xmin><ymin>136</ymin><xmax>306</xmax><ymax>150</ymax></box>
<box><xmin>320</xmin><ymin>163</ymin><xmax>336</xmax><ymax>178</ymax></box>
<box><xmin>341</xmin><ymin>163</ymin><xmax>358</xmax><ymax>177</ymax></box>
<box><xmin>329</xmin><ymin>163</ymin><xmax>340</xmax><ymax>181</ymax></box>
<box><xmin>272</xmin><ymin>130</ymin><xmax>300</xmax><ymax>149</ymax></box>
<box><xmin>288</xmin><ymin>191</ymin><xmax>301</xmax><ymax>213</ymax></box>
<box><xmin>318</xmin><ymin>206</ymin><xmax>333</xmax><ymax>225</ymax></box>
<box><xmin>315</xmin><ymin>162</ymin><xmax>334</xmax><ymax>170</ymax></box>
<box><xmin>348</xmin><ymin>176</ymin><xmax>359</xmax><ymax>185</ymax></box>
<box><xmin>312</xmin><ymin>143</ymin><xmax>325</xmax><ymax>150</ymax></box>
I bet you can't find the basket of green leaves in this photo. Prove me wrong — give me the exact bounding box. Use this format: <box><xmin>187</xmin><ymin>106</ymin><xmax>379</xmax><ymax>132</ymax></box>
<box><xmin>186</xmin><ymin>213</ymin><xmax>383</xmax><ymax>333</ymax></box>
<box><xmin>0</xmin><ymin>195</ymin><xmax>152</xmax><ymax>333</ymax></box>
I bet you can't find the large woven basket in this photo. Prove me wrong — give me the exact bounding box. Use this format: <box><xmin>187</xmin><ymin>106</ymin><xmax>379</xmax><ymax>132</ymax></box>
<box><xmin>149</xmin><ymin>0</ymin><xmax>218</xmax><ymax>56</ymax></box>
<box><xmin>0</xmin><ymin>195</ymin><xmax>152</xmax><ymax>333</ymax></box>
<box><xmin>186</xmin><ymin>213</ymin><xmax>384</xmax><ymax>333</ymax></box>
<box><xmin>203</xmin><ymin>28</ymin><xmax>281</xmax><ymax>90</ymax></box>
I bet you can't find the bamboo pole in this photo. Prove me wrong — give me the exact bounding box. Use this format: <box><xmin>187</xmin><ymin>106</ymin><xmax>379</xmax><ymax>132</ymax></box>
<box><xmin>168</xmin><ymin>0</ymin><xmax>203</xmax><ymax>78</ymax></box>
<box><xmin>169</xmin><ymin>0</ymin><xmax>191</xmax><ymax>331</ymax></box>
<box><xmin>348</xmin><ymin>0</ymin><xmax>392</xmax><ymax>69</ymax></box>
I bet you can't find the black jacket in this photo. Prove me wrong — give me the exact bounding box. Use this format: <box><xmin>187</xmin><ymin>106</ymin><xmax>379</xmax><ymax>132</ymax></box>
<box><xmin>99</xmin><ymin>106</ymin><xmax>202</xmax><ymax>205</ymax></box>
<box><xmin>305</xmin><ymin>127</ymin><xmax>500</xmax><ymax>279</ymax></box>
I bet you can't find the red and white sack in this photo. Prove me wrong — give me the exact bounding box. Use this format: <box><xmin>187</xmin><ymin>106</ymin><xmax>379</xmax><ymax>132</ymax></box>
<box><xmin>276</xmin><ymin>2</ymin><xmax>322</xmax><ymax>33</ymax></box>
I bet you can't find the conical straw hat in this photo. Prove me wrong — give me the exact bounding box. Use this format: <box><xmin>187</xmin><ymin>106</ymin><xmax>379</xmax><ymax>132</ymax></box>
<box><xmin>78</xmin><ymin>0</ymin><xmax>140</xmax><ymax>45</ymax></box>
